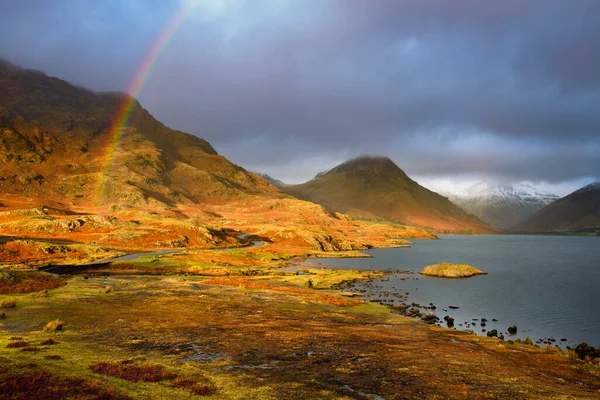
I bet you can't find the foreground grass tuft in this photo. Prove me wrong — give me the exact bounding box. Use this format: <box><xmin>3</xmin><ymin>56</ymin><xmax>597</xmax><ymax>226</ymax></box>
<box><xmin>172</xmin><ymin>377</ymin><xmax>217</xmax><ymax>396</ymax></box>
<box><xmin>43</xmin><ymin>319</ymin><xmax>64</xmax><ymax>332</ymax></box>
<box><xmin>7</xmin><ymin>340</ymin><xmax>29</xmax><ymax>348</ymax></box>
<box><xmin>0</xmin><ymin>367</ymin><xmax>131</xmax><ymax>400</ymax></box>
<box><xmin>0</xmin><ymin>299</ymin><xmax>16</xmax><ymax>308</ymax></box>
<box><xmin>89</xmin><ymin>361</ymin><xmax>177</xmax><ymax>382</ymax></box>
<box><xmin>0</xmin><ymin>272</ymin><xmax>65</xmax><ymax>294</ymax></box>
<box><xmin>203</xmin><ymin>276</ymin><xmax>362</xmax><ymax>307</ymax></box>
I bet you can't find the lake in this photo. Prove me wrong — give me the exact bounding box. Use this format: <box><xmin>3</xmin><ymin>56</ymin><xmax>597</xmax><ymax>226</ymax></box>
<box><xmin>305</xmin><ymin>235</ymin><xmax>600</xmax><ymax>348</ymax></box>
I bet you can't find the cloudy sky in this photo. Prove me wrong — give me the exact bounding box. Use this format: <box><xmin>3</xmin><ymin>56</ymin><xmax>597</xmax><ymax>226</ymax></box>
<box><xmin>1</xmin><ymin>0</ymin><xmax>599</xmax><ymax>196</ymax></box>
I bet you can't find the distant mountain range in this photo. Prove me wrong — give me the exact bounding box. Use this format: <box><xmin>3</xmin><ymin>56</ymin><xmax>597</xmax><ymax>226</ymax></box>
<box><xmin>280</xmin><ymin>156</ymin><xmax>496</xmax><ymax>233</ymax></box>
<box><xmin>509</xmin><ymin>183</ymin><xmax>600</xmax><ymax>235</ymax></box>
<box><xmin>439</xmin><ymin>182</ymin><xmax>559</xmax><ymax>229</ymax></box>
<box><xmin>3</xmin><ymin>59</ymin><xmax>595</xmax><ymax>237</ymax></box>
<box><xmin>258</xmin><ymin>174</ymin><xmax>288</xmax><ymax>188</ymax></box>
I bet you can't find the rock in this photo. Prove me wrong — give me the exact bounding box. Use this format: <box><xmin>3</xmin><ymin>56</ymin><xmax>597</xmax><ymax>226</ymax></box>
<box><xmin>486</xmin><ymin>329</ymin><xmax>498</xmax><ymax>337</ymax></box>
<box><xmin>508</xmin><ymin>325</ymin><xmax>518</xmax><ymax>335</ymax></box>
<box><xmin>443</xmin><ymin>315</ymin><xmax>454</xmax><ymax>327</ymax></box>
<box><xmin>421</xmin><ymin>313</ymin><xmax>438</xmax><ymax>324</ymax></box>
<box><xmin>420</xmin><ymin>262</ymin><xmax>487</xmax><ymax>278</ymax></box>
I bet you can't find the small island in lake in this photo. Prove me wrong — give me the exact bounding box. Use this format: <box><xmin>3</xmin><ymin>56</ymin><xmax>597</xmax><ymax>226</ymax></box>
<box><xmin>420</xmin><ymin>262</ymin><xmax>488</xmax><ymax>278</ymax></box>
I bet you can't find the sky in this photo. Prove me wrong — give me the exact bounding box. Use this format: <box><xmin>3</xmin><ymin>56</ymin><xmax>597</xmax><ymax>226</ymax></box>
<box><xmin>1</xmin><ymin>0</ymin><xmax>599</xmax><ymax>196</ymax></box>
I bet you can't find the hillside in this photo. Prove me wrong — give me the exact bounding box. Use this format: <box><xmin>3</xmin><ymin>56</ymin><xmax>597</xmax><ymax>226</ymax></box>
<box><xmin>282</xmin><ymin>156</ymin><xmax>496</xmax><ymax>233</ymax></box>
<box><xmin>0</xmin><ymin>59</ymin><xmax>279</xmax><ymax>211</ymax></box>
<box><xmin>509</xmin><ymin>183</ymin><xmax>600</xmax><ymax>235</ymax></box>
<box><xmin>0</xmin><ymin>61</ymin><xmax>434</xmax><ymax>258</ymax></box>
<box><xmin>445</xmin><ymin>182</ymin><xmax>559</xmax><ymax>229</ymax></box>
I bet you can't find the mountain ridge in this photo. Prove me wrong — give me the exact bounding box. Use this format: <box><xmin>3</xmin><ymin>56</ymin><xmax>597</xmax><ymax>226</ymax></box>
<box><xmin>509</xmin><ymin>182</ymin><xmax>600</xmax><ymax>235</ymax></box>
<box><xmin>442</xmin><ymin>182</ymin><xmax>559</xmax><ymax>229</ymax></box>
<box><xmin>281</xmin><ymin>156</ymin><xmax>496</xmax><ymax>233</ymax></box>
<box><xmin>0</xmin><ymin>60</ymin><xmax>278</xmax><ymax>210</ymax></box>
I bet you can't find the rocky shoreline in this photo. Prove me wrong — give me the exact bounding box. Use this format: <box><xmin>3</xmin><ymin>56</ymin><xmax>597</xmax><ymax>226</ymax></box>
<box><xmin>334</xmin><ymin>270</ymin><xmax>600</xmax><ymax>361</ymax></box>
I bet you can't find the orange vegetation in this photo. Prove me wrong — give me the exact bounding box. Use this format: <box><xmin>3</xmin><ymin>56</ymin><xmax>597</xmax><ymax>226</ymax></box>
<box><xmin>203</xmin><ymin>276</ymin><xmax>362</xmax><ymax>307</ymax></box>
<box><xmin>89</xmin><ymin>361</ymin><xmax>176</xmax><ymax>382</ymax></box>
<box><xmin>0</xmin><ymin>272</ymin><xmax>64</xmax><ymax>294</ymax></box>
<box><xmin>0</xmin><ymin>368</ymin><xmax>131</xmax><ymax>400</ymax></box>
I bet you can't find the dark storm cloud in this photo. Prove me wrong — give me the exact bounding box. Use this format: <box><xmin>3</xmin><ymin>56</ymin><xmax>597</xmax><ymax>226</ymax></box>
<box><xmin>1</xmin><ymin>0</ymin><xmax>599</xmax><ymax>190</ymax></box>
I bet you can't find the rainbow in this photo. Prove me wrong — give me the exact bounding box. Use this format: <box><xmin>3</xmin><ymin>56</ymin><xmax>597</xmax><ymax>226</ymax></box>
<box><xmin>97</xmin><ymin>1</ymin><xmax>199</xmax><ymax>206</ymax></box>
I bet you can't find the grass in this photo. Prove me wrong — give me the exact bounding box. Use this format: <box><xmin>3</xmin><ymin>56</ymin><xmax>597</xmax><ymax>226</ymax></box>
<box><xmin>172</xmin><ymin>377</ymin><xmax>216</xmax><ymax>396</ymax></box>
<box><xmin>89</xmin><ymin>361</ymin><xmax>217</xmax><ymax>396</ymax></box>
<box><xmin>89</xmin><ymin>361</ymin><xmax>177</xmax><ymax>382</ymax></box>
<box><xmin>0</xmin><ymin>268</ymin><xmax>599</xmax><ymax>399</ymax></box>
<box><xmin>0</xmin><ymin>367</ymin><xmax>131</xmax><ymax>400</ymax></box>
<box><xmin>0</xmin><ymin>299</ymin><xmax>16</xmax><ymax>308</ymax></box>
<box><xmin>43</xmin><ymin>319</ymin><xmax>64</xmax><ymax>332</ymax></box>
<box><xmin>420</xmin><ymin>262</ymin><xmax>487</xmax><ymax>278</ymax></box>
<box><xmin>0</xmin><ymin>272</ymin><xmax>65</xmax><ymax>294</ymax></box>
<box><xmin>7</xmin><ymin>340</ymin><xmax>29</xmax><ymax>348</ymax></box>
<box><xmin>203</xmin><ymin>276</ymin><xmax>362</xmax><ymax>307</ymax></box>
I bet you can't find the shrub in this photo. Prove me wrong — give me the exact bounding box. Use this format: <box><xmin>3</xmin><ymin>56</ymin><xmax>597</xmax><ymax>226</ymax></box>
<box><xmin>21</xmin><ymin>347</ymin><xmax>40</xmax><ymax>352</ymax></box>
<box><xmin>41</xmin><ymin>338</ymin><xmax>58</xmax><ymax>345</ymax></box>
<box><xmin>0</xmin><ymin>368</ymin><xmax>131</xmax><ymax>399</ymax></box>
<box><xmin>43</xmin><ymin>319</ymin><xmax>64</xmax><ymax>332</ymax></box>
<box><xmin>89</xmin><ymin>362</ymin><xmax>177</xmax><ymax>382</ymax></box>
<box><xmin>104</xmin><ymin>285</ymin><xmax>113</xmax><ymax>294</ymax></box>
<box><xmin>203</xmin><ymin>277</ymin><xmax>361</xmax><ymax>307</ymax></box>
<box><xmin>0</xmin><ymin>300</ymin><xmax>16</xmax><ymax>308</ymax></box>
<box><xmin>0</xmin><ymin>273</ymin><xmax>65</xmax><ymax>294</ymax></box>
<box><xmin>0</xmin><ymin>311</ymin><xmax>5</xmax><ymax>319</ymax></box>
<box><xmin>173</xmin><ymin>377</ymin><xmax>216</xmax><ymax>396</ymax></box>
<box><xmin>7</xmin><ymin>341</ymin><xmax>29</xmax><ymax>348</ymax></box>
<box><xmin>31</xmin><ymin>290</ymin><xmax>49</xmax><ymax>298</ymax></box>
<box><xmin>572</xmin><ymin>342</ymin><xmax>600</xmax><ymax>361</ymax></box>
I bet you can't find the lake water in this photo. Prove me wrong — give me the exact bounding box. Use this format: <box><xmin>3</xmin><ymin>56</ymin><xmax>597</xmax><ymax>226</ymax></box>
<box><xmin>306</xmin><ymin>235</ymin><xmax>600</xmax><ymax>348</ymax></box>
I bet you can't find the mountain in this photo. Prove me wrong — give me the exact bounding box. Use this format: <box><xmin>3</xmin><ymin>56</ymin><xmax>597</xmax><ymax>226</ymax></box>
<box><xmin>0</xmin><ymin>61</ymin><xmax>436</xmax><ymax>254</ymax></box>
<box><xmin>444</xmin><ymin>182</ymin><xmax>559</xmax><ymax>229</ymax></box>
<box><xmin>0</xmin><ymin>60</ymin><xmax>282</xmax><ymax>210</ymax></box>
<box><xmin>509</xmin><ymin>182</ymin><xmax>600</xmax><ymax>235</ymax></box>
<box><xmin>258</xmin><ymin>173</ymin><xmax>287</xmax><ymax>188</ymax></box>
<box><xmin>281</xmin><ymin>156</ymin><xmax>496</xmax><ymax>233</ymax></box>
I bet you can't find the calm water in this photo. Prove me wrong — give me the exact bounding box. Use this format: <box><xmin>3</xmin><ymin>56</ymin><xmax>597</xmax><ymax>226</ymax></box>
<box><xmin>306</xmin><ymin>235</ymin><xmax>600</xmax><ymax>348</ymax></box>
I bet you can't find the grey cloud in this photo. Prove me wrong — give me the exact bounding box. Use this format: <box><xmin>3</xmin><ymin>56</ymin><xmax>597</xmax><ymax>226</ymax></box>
<box><xmin>0</xmin><ymin>0</ymin><xmax>599</xmax><ymax>186</ymax></box>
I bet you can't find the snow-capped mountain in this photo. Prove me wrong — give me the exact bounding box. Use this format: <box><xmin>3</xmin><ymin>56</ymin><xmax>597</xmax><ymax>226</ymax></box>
<box><xmin>444</xmin><ymin>182</ymin><xmax>560</xmax><ymax>229</ymax></box>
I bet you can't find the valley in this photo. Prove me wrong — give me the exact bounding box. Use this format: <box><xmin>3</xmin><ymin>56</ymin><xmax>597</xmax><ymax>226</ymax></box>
<box><xmin>1</xmin><ymin>61</ymin><xmax>599</xmax><ymax>399</ymax></box>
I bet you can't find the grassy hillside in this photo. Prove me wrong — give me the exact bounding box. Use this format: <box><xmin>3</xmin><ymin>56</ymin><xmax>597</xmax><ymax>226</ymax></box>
<box><xmin>283</xmin><ymin>156</ymin><xmax>496</xmax><ymax>233</ymax></box>
<box><xmin>0</xmin><ymin>61</ymin><xmax>436</xmax><ymax>258</ymax></box>
<box><xmin>509</xmin><ymin>183</ymin><xmax>600</xmax><ymax>235</ymax></box>
<box><xmin>0</xmin><ymin>60</ymin><xmax>279</xmax><ymax>211</ymax></box>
